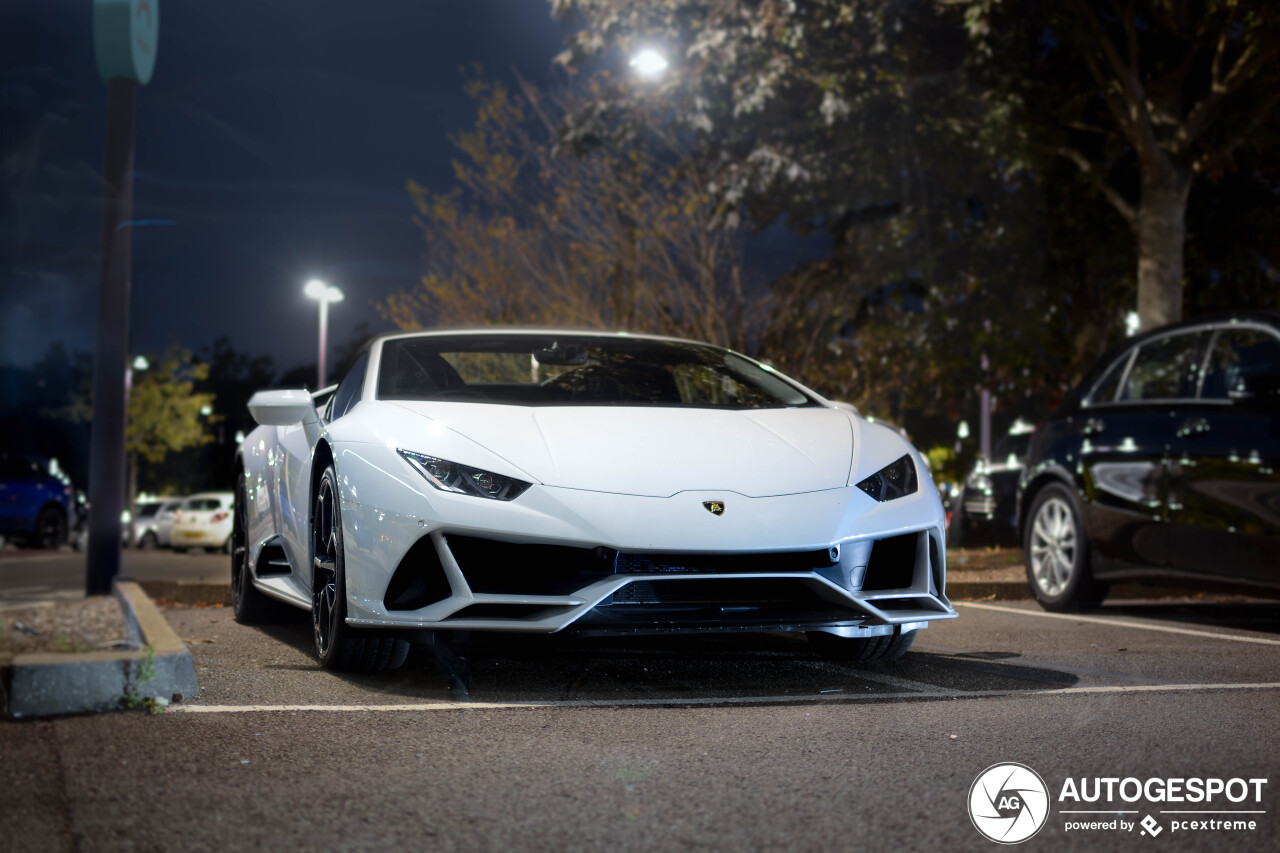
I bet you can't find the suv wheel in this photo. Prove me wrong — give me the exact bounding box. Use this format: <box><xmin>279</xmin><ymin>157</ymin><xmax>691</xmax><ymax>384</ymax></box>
<box><xmin>1024</xmin><ymin>483</ymin><xmax>1108</xmax><ymax>611</ymax></box>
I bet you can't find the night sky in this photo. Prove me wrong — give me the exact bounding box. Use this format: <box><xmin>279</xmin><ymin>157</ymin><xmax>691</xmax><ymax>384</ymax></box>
<box><xmin>1</xmin><ymin>0</ymin><xmax>572</xmax><ymax>373</ymax></box>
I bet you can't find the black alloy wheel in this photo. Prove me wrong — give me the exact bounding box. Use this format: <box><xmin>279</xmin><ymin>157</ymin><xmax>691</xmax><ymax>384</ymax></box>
<box><xmin>231</xmin><ymin>470</ymin><xmax>272</xmax><ymax>623</ymax></box>
<box><xmin>311</xmin><ymin>464</ymin><xmax>409</xmax><ymax>672</ymax></box>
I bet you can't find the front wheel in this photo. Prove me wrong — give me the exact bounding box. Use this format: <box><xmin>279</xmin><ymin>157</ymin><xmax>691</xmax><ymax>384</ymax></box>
<box><xmin>807</xmin><ymin>628</ymin><xmax>917</xmax><ymax>665</ymax></box>
<box><xmin>312</xmin><ymin>464</ymin><xmax>409</xmax><ymax>672</ymax></box>
<box><xmin>32</xmin><ymin>506</ymin><xmax>68</xmax><ymax>550</ymax></box>
<box><xmin>1024</xmin><ymin>483</ymin><xmax>1108</xmax><ymax>611</ymax></box>
<box><xmin>231</xmin><ymin>469</ymin><xmax>277</xmax><ymax>624</ymax></box>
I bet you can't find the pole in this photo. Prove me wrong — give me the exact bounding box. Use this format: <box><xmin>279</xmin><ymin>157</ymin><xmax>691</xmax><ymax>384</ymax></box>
<box><xmin>980</xmin><ymin>388</ymin><xmax>992</xmax><ymax>462</ymax></box>
<box><xmin>86</xmin><ymin>79</ymin><xmax>136</xmax><ymax>595</ymax></box>
<box><xmin>317</xmin><ymin>298</ymin><xmax>328</xmax><ymax>389</ymax></box>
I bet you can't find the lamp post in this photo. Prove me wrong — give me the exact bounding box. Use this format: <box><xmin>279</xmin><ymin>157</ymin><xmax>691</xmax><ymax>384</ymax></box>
<box><xmin>304</xmin><ymin>278</ymin><xmax>344</xmax><ymax>388</ymax></box>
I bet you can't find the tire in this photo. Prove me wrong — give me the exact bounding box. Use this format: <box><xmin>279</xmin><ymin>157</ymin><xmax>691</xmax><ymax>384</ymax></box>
<box><xmin>231</xmin><ymin>469</ymin><xmax>277</xmax><ymax>624</ymax></box>
<box><xmin>1024</xmin><ymin>483</ymin><xmax>1108</xmax><ymax>611</ymax></box>
<box><xmin>33</xmin><ymin>506</ymin><xmax>68</xmax><ymax>550</ymax></box>
<box><xmin>312</xmin><ymin>464</ymin><xmax>410</xmax><ymax>671</ymax></box>
<box><xmin>140</xmin><ymin>531</ymin><xmax>159</xmax><ymax>550</ymax></box>
<box><xmin>808</xmin><ymin>628</ymin><xmax>917</xmax><ymax>665</ymax></box>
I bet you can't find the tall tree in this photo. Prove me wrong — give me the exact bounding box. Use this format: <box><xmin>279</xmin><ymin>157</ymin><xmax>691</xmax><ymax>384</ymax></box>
<box><xmin>49</xmin><ymin>346</ymin><xmax>217</xmax><ymax>520</ymax></box>
<box><xmin>553</xmin><ymin>0</ymin><xmax>1280</xmax><ymax>327</ymax></box>
<box><xmin>383</xmin><ymin>76</ymin><xmax>759</xmax><ymax>350</ymax></box>
<box><xmin>959</xmin><ymin>0</ymin><xmax>1280</xmax><ymax>329</ymax></box>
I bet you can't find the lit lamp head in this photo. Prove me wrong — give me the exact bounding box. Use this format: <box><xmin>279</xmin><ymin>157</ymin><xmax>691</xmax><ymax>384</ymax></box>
<box><xmin>304</xmin><ymin>278</ymin><xmax>344</xmax><ymax>304</ymax></box>
<box><xmin>629</xmin><ymin>48</ymin><xmax>669</xmax><ymax>80</ymax></box>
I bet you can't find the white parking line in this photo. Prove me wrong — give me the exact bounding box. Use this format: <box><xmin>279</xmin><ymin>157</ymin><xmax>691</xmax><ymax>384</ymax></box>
<box><xmin>171</xmin><ymin>681</ymin><xmax>1280</xmax><ymax>714</ymax></box>
<box><xmin>956</xmin><ymin>601</ymin><xmax>1280</xmax><ymax>647</ymax></box>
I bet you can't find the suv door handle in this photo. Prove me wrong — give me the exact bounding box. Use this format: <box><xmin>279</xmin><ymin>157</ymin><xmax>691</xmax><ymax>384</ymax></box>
<box><xmin>1177</xmin><ymin>417</ymin><xmax>1210</xmax><ymax>439</ymax></box>
<box><xmin>1082</xmin><ymin>417</ymin><xmax>1106</xmax><ymax>436</ymax></box>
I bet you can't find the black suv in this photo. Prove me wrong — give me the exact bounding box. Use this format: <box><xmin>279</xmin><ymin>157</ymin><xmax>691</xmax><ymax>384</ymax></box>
<box><xmin>1018</xmin><ymin>312</ymin><xmax>1280</xmax><ymax>610</ymax></box>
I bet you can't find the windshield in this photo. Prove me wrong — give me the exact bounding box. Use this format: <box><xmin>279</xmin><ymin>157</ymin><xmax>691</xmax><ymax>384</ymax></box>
<box><xmin>992</xmin><ymin>432</ymin><xmax>1032</xmax><ymax>466</ymax></box>
<box><xmin>377</xmin><ymin>335</ymin><xmax>818</xmax><ymax>409</ymax></box>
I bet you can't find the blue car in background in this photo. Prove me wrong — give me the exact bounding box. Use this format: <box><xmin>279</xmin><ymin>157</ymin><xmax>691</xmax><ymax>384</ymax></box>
<box><xmin>0</xmin><ymin>452</ymin><xmax>75</xmax><ymax>549</ymax></box>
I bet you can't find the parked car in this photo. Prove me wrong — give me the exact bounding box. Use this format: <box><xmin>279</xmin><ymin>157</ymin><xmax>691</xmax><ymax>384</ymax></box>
<box><xmin>0</xmin><ymin>453</ymin><xmax>75</xmax><ymax>549</ymax></box>
<box><xmin>132</xmin><ymin>498</ymin><xmax>182</xmax><ymax>548</ymax></box>
<box><xmin>950</xmin><ymin>420</ymin><xmax>1036</xmax><ymax>548</ymax></box>
<box><xmin>236</xmin><ymin>329</ymin><xmax>957</xmax><ymax>671</ymax></box>
<box><xmin>171</xmin><ymin>492</ymin><xmax>235</xmax><ymax>553</ymax></box>
<box><xmin>1018</xmin><ymin>311</ymin><xmax>1280</xmax><ymax>610</ymax></box>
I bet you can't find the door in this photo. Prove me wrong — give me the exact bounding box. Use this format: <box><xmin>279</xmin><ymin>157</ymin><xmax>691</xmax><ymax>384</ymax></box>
<box><xmin>1165</xmin><ymin>325</ymin><xmax>1280</xmax><ymax>587</ymax></box>
<box><xmin>1078</xmin><ymin>330</ymin><xmax>1208</xmax><ymax>571</ymax></box>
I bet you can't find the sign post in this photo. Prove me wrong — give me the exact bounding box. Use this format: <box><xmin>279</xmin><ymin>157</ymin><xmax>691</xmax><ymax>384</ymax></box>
<box><xmin>86</xmin><ymin>0</ymin><xmax>158</xmax><ymax>595</ymax></box>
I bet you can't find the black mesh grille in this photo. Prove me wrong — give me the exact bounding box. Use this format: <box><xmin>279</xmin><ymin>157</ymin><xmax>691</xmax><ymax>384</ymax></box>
<box><xmin>446</xmin><ymin>536</ymin><xmax>617</xmax><ymax>595</ymax></box>
<box><xmin>384</xmin><ymin>536</ymin><xmax>453</xmax><ymax>611</ymax></box>
<box><xmin>861</xmin><ymin>533</ymin><xmax>918</xmax><ymax>591</ymax></box>
<box><xmin>608</xmin><ymin>578</ymin><xmax>822</xmax><ymax>606</ymax></box>
<box><xmin>447</xmin><ymin>535</ymin><xmax>837</xmax><ymax>596</ymax></box>
<box><xmin>614</xmin><ymin>550</ymin><xmax>835</xmax><ymax>575</ymax></box>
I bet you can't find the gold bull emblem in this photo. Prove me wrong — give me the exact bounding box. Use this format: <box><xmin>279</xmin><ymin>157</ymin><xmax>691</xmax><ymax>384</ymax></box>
<box><xmin>702</xmin><ymin>500</ymin><xmax>725</xmax><ymax>516</ymax></box>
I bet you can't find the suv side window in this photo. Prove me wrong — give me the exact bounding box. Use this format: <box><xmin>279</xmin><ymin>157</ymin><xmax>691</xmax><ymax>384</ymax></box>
<box><xmin>1119</xmin><ymin>332</ymin><xmax>1207</xmax><ymax>402</ymax></box>
<box><xmin>1086</xmin><ymin>354</ymin><xmax>1131</xmax><ymax>406</ymax></box>
<box><xmin>1200</xmin><ymin>327</ymin><xmax>1280</xmax><ymax>400</ymax></box>
<box><xmin>328</xmin><ymin>352</ymin><xmax>369</xmax><ymax>422</ymax></box>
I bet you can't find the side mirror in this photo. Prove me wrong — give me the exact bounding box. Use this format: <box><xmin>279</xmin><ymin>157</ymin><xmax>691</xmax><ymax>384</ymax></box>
<box><xmin>248</xmin><ymin>389</ymin><xmax>319</xmax><ymax>426</ymax></box>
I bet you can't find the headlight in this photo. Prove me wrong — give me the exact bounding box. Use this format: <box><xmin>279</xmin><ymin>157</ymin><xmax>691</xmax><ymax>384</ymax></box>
<box><xmin>398</xmin><ymin>449</ymin><xmax>532</xmax><ymax>501</ymax></box>
<box><xmin>856</xmin><ymin>455</ymin><xmax>918</xmax><ymax>502</ymax></box>
<box><xmin>966</xmin><ymin>472</ymin><xmax>992</xmax><ymax>492</ymax></box>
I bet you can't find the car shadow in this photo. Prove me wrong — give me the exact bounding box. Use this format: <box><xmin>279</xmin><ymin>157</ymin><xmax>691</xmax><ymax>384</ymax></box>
<box><xmin>1097</xmin><ymin>599</ymin><xmax>1280</xmax><ymax>636</ymax></box>
<box><xmin>229</xmin><ymin>612</ymin><xmax>1082</xmax><ymax>703</ymax></box>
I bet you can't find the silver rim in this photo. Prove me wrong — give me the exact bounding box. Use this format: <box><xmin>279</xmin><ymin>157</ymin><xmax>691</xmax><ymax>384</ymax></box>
<box><xmin>231</xmin><ymin>475</ymin><xmax>248</xmax><ymax>611</ymax></box>
<box><xmin>312</xmin><ymin>476</ymin><xmax>339</xmax><ymax>657</ymax></box>
<box><xmin>1029</xmin><ymin>496</ymin><xmax>1078</xmax><ymax>598</ymax></box>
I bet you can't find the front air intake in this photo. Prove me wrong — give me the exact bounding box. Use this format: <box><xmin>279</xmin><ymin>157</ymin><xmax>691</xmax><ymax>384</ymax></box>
<box><xmin>861</xmin><ymin>533</ymin><xmax>918</xmax><ymax>591</ymax></box>
<box><xmin>384</xmin><ymin>536</ymin><xmax>452</xmax><ymax>611</ymax></box>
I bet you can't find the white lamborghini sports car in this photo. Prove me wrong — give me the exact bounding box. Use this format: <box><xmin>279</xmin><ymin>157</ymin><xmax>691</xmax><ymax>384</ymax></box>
<box><xmin>235</xmin><ymin>330</ymin><xmax>956</xmax><ymax>671</ymax></box>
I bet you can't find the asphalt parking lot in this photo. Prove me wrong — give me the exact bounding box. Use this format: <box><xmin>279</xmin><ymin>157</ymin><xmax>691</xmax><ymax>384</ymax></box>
<box><xmin>5</xmin><ymin>585</ymin><xmax>1277</xmax><ymax>851</ymax></box>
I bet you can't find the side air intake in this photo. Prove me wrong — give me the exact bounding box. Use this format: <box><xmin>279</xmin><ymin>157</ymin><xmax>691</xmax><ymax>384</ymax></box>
<box><xmin>384</xmin><ymin>536</ymin><xmax>453</xmax><ymax>611</ymax></box>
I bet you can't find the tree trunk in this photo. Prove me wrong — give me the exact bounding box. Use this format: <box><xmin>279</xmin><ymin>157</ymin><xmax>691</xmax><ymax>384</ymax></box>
<box><xmin>1134</xmin><ymin>172</ymin><xmax>1191</xmax><ymax>331</ymax></box>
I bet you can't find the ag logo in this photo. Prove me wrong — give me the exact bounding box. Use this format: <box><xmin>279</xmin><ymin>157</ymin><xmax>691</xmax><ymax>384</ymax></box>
<box><xmin>702</xmin><ymin>500</ymin><xmax>725</xmax><ymax>516</ymax></box>
<box><xmin>968</xmin><ymin>763</ymin><xmax>1050</xmax><ymax>844</ymax></box>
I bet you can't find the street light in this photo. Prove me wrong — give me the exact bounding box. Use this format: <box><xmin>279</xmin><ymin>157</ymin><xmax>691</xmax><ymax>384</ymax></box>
<box><xmin>629</xmin><ymin>48</ymin><xmax>669</xmax><ymax>79</ymax></box>
<box><xmin>304</xmin><ymin>278</ymin><xmax>344</xmax><ymax>388</ymax></box>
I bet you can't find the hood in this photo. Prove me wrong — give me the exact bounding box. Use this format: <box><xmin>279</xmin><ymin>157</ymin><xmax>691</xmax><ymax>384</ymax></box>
<box><xmin>386</xmin><ymin>402</ymin><xmax>854</xmax><ymax>498</ymax></box>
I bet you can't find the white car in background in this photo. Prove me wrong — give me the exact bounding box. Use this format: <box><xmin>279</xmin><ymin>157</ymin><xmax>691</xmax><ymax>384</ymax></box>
<box><xmin>132</xmin><ymin>497</ymin><xmax>183</xmax><ymax>548</ymax></box>
<box><xmin>171</xmin><ymin>492</ymin><xmax>234</xmax><ymax>553</ymax></box>
<box><xmin>235</xmin><ymin>329</ymin><xmax>957</xmax><ymax>672</ymax></box>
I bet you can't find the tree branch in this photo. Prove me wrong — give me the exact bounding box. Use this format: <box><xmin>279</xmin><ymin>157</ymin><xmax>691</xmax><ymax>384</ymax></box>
<box><xmin>1055</xmin><ymin>145</ymin><xmax>1137</xmax><ymax>225</ymax></box>
<box><xmin>1192</xmin><ymin>89</ymin><xmax>1280</xmax><ymax>175</ymax></box>
<box><xmin>1069</xmin><ymin>0</ymin><xmax>1165</xmax><ymax>169</ymax></box>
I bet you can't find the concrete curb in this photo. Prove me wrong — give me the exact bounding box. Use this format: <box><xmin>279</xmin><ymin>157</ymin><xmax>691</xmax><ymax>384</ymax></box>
<box><xmin>2</xmin><ymin>581</ymin><xmax>200</xmax><ymax>719</ymax></box>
